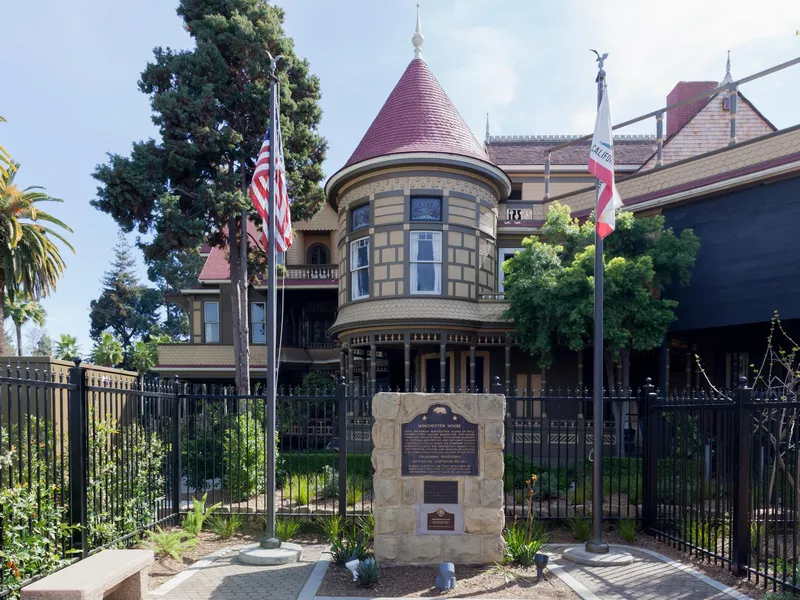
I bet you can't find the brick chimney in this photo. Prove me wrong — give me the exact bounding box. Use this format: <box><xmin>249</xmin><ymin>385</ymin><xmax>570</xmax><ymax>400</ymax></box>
<box><xmin>666</xmin><ymin>81</ymin><xmax>718</xmax><ymax>138</ymax></box>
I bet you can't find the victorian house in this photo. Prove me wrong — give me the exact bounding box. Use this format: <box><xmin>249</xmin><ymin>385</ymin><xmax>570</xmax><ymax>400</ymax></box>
<box><xmin>156</xmin><ymin>20</ymin><xmax>799</xmax><ymax>397</ymax></box>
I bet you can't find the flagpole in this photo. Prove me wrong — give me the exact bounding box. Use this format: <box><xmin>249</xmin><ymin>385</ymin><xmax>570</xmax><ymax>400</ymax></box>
<box><xmin>586</xmin><ymin>53</ymin><xmax>609</xmax><ymax>555</ymax></box>
<box><xmin>262</xmin><ymin>56</ymin><xmax>280</xmax><ymax>550</ymax></box>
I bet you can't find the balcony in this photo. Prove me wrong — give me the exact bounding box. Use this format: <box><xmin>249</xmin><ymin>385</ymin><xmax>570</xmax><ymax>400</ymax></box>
<box><xmin>285</xmin><ymin>264</ymin><xmax>338</xmax><ymax>279</ymax></box>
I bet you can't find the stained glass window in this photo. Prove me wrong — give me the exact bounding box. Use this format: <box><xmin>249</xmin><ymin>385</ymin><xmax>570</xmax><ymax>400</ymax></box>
<box><xmin>410</xmin><ymin>196</ymin><xmax>442</xmax><ymax>222</ymax></box>
<box><xmin>352</xmin><ymin>205</ymin><xmax>370</xmax><ymax>231</ymax></box>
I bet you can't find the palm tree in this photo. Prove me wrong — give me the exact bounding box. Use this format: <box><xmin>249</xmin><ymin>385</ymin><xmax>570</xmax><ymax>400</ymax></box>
<box><xmin>0</xmin><ymin>162</ymin><xmax>74</xmax><ymax>354</ymax></box>
<box><xmin>0</xmin><ymin>117</ymin><xmax>12</xmax><ymax>184</ymax></box>
<box><xmin>3</xmin><ymin>297</ymin><xmax>45</xmax><ymax>356</ymax></box>
<box><xmin>91</xmin><ymin>332</ymin><xmax>124</xmax><ymax>367</ymax></box>
<box><xmin>54</xmin><ymin>334</ymin><xmax>81</xmax><ymax>361</ymax></box>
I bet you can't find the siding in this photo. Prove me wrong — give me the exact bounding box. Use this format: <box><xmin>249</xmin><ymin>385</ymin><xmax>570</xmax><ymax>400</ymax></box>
<box><xmin>664</xmin><ymin>176</ymin><xmax>800</xmax><ymax>331</ymax></box>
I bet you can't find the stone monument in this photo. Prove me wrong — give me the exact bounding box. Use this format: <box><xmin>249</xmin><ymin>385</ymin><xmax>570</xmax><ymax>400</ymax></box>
<box><xmin>371</xmin><ymin>392</ymin><xmax>506</xmax><ymax>564</ymax></box>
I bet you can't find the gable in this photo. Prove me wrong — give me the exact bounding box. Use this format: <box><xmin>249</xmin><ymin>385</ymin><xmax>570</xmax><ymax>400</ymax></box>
<box><xmin>642</xmin><ymin>92</ymin><xmax>774</xmax><ymax>170</ymax></box>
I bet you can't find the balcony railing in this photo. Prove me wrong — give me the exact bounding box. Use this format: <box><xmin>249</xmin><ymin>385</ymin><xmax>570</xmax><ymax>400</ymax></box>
<box><xmin>284</xmin><ymin>265</ymin><xmax>338</xmax><ymax>280</ymax></box>
<box><xmin>479</xmin><ymin>293</ymin><xmax>506</xmax><ymax>300</ymax></box>
<box><xmin>504</xmin><ymin>208</ymin><xmax>533</xmax><ymax>221</ymax></box>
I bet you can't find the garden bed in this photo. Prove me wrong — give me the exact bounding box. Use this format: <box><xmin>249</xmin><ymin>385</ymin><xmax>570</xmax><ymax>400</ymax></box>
<box><xmin>317</xmin><ymin>562</ymin><xmax>577</xmax><ymax>598</ymax></box>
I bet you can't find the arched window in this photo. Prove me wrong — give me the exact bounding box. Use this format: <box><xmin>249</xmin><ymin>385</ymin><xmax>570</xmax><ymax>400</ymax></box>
<box><xmin>307</xmin><ymin>244</ymin><xmax>329</xmax><ymax>265</ymax></box>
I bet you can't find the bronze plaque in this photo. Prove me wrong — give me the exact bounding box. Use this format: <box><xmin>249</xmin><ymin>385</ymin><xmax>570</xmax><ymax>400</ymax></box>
<box><xmin>426</xmin><ymin>507</ymin><xmax>456</xmax><ymax>532</ymax></box>
<box><xmin>401</xmin><ymin>404</ymin><xmax>479</xmax><ymax>476</ymax></box>
<box><xmin>424</xmin><ymin>481</ymin><xmax>458</xmax><ymax>504</ymax></box>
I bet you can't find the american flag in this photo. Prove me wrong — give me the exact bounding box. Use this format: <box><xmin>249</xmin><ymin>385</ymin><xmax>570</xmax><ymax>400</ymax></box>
<box><xmin>250</xmin><ymin>118</ymin><xmax>292</xmax><ymax>252</ymax></box>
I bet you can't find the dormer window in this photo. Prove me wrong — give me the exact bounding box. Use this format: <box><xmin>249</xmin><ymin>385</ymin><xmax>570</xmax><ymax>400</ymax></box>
<box><xmin>410</xmin><ymin>196</ymin><xmax>442</xmax><ymax>222</ymax></box>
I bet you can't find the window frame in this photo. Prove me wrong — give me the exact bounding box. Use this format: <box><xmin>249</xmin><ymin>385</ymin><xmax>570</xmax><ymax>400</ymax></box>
<box><xmin>410</xmin><ymin>230</ymin><xmax>442</xmax><ymax>295</ymax></box>
<box><xmin>307</xmin><ymin>244</ymin><xmax>330</xmax><ymax>265</ymax></box>
<box><xmin>351</xmin><ymin>204</ymin><xmax>370</xmax><ymax>232</ymax></box>
<box><xmin>203</xmin><ymin>301</ymin><xmax>220</xmax><ymax>344</ymax></box>
<box><xmin>350</xmin><ymin>237</ymin><xmax>370</xmax><ymax>301</ymax></box>
<box><xmin>497</xmin><ymin>247</ymin><xmax>524</xmax><ymax>292</ymax></box>
<box><xmin>250</xmin><ymin>301</ymin><xmax>266</xmax><ymax>344</ymax></box>
<box><xmin>410</xmin><ymin>196</ymin><xmax>443</xmax><ymax>222</ymax></box>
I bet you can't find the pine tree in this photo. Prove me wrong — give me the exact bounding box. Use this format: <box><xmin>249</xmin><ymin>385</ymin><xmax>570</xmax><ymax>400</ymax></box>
<box><xmin>89</xmin><ymin>233</ymin><xmax>162</xmax><ymax>352</ymax></box>
<box><xmin>92</xmin><ymin>0</ymin><xmax>327</xmax><ymax>393</ymax></box>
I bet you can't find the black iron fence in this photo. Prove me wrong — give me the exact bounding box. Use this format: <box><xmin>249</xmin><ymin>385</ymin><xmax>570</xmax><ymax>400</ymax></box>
<box><xmin>2</xmin><ymin>362</ymin><xmax>798</xmax><ymax>596</ymax></box>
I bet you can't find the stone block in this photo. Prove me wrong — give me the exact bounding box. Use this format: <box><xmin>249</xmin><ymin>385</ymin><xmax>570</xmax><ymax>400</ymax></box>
<box><xmin>463</xmin><ymin>479</ymin><xmax>480</xmax><ymax>507</ymax></box>
<box><xmin>373</xmin><ymin>478</ymin><xmax>399</xmax><ymax>506</ymax></box>
<box><xmin>449</xmin><ymin>395</ymin><xmax>478</xmax><ymax>423</ymax></box>
<box><xmin>376</xmin><ymin>507</ymin><xmax>416</xmax><ymax>535</ymax></box>
<box><xmin>372</xmin><ymin>421</ymin><xmax>395</xmax><ymax>449</ymax></box>
<box><xmin>479</xmin><ymin>395</ymin><xmax>506</xmax><ymax>421</ymax></box>
<box><xmin>465</xmin><ymin>508</ymin><xmax>504</xmax><ymax>535</ymax></box>
<box><xmin>402</xmin><ymin>479</ymin><xmax>418</xmax><ymax>505</ymax></box>
<box><xmin>484</xmin><ymin>421</ymin><xmax>504</xmax><ymax>449</ymax></box>
<box><xmin>484</xmin><ymin>450</ymin><xmax>504</xmax><ymax>479</ymax></box>
<box><xmin>480</xmin><ymin>479</ymin><xmax>504</xmax><ymax>508</ymax></box>
<box><xmin>374</xmin><ymin>535</ymin><xmax>398</xmax><ymax>561</ymax></box>
<box><xmin>443</xmin><ymin>535</ymin><xmax>482</xmax><ymax>564</ymax></box>
<box><xmin>373</xmin><ymin>393</ymin><xmax>400</xmax><ymax>420</ymax></box>
<box><xmin>401</xmin><ymin>394</ymin><xmax>430</xmax><ymax>419</ymax></box>
<box><xmin>482</xmin><ymin>535</ymin><xmax>506</xmax><ymax>563</ymax></box>
<box><xmin>372</xmin><ymin>451</ymin><xmax>396</xmax><ymax>478</ymax></box>
<box><xmin>395</xmin><ymin>535</ymin><xmax>443</xmax><ymax>564</ymax></box>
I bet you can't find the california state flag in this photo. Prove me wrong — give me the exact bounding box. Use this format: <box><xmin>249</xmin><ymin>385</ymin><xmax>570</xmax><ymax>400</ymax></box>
<box><xmin>588</xmin><ymin>86</ymin><xmax>623</xmax><ymax>238</ymax></box>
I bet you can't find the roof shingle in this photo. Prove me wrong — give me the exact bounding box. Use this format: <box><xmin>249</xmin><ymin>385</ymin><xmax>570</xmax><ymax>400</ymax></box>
<box><xmin>486</xmin><ymin>137</ymin><xmax>657</xmax><ymax>166</ymax></box>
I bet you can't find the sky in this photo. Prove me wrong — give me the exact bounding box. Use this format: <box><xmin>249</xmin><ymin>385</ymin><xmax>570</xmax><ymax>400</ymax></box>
<box><xmin>4</xmin><ymin>0</ymin><xmax>800</xmax><ymax>353</ymax></box>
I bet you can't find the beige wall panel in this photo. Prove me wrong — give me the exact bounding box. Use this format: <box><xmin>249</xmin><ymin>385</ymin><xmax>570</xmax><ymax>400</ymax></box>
<box><xmin>374</xmin><ymin>232</ymin><xmax>388</xmax><ymax>247</ymax></box>
<box><xmin>455</xmin><ymin>282</ymin><xmax>470</xmax><ymax>298</ymax></box>
<box><xmin>462</xmin><ymin>234</ymin><xmax>476</xmax><ymax>250</ymax></box>
<box><xmin>389</xmin><ymin>264</ymin><xmax>403</xmax><ymax>279</ymax></box>
<box><xmin>329</xmin><ymin>232</ymin><xmax>339</xmax><ymax>263</ymax></box>
<box><xmin>450</xmin><ymin>215</ymin><xmax>475</xmax><ymax>228</ymax></box>
<box><xmin>389</xmin><ymin>231</ymin><xmax>404</xmax><ymax>245</ymax></box>
<box><xmin>448</xmin><ymin>231</ymin><xmax>463</xmax><ymax>246</ymax></box>
<box><xmin>521</xmin><ymin>181</ymin><xmax>545</xmax><ymax>201</ymax></box>
<box><xmin>448</xmin><ymin>197</ymin><xmax>476</xmax><ymax>212</ymax></box>
<box><xmin>448</xmin><ymin>265</ymin><xmax>461</xmax><ymax>279</ymax></box>
<box><xmin>286</xmin><ymin>231</ymin><xmax>304</xmax><ymax>265</ymax></box>
<box><xmin>374</xmin><ymin>265</ymin><xmax>388</xmax><ymax>281</ymax></box>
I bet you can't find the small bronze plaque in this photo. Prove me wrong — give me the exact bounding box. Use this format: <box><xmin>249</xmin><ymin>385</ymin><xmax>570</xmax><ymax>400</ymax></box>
<box><xmin>424</xmin><ymin>481</ymin><xmax>458</xmax><ymax>504</ymax></box>
<box><xmin>426</xmin><ymin>508</ymin><xmax>455</xmax><ymax>532</ymax></box>
<box><xmin>401</xmin><ymin>404</ymin><xmax>479</xmax><ymax>476</ymax></box>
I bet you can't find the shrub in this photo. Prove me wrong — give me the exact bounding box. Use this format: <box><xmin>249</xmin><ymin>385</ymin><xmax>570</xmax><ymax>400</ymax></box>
<box><xmin>565</xmin><ymin>517</ymin><xmax>592</xmax><ymax>542</ymax></box>
<box><xmin>346</xmin><ymin>479</ymin><xmax>364</xmax><ymax>507</ymax></box>
<box><xmin>282</xmin><ymin>474</ymin><xmax>313</xmax><ymax>506</ymax></box>
<box><xmin>357</xmin><ymin>558</ymin><xmax>379</xmax><ymax>586</ymax></box>
<box><xmin>536</xmin><ymin>472</ymin><xmax>561</xmax><ymax>500</ymax></box>
<box><xmin>330</xmin><ymin>534</ymin><xmax>369</xmax><ymax>566</ymax></box>
<box><xmin>182</xmin><ymin>492</ymin><xmax>223</xmax><ymax>535</ymax></box>
<box><xmin>316</xmin><ymin>514</ymin><xmax>343</xmax><ymax>543</ymax></box>
<box><xmin>277</xmin><ymin>453</ymin><xmax>371</xmax><ymax>479</ymax></box>
<box><xmin>504</xmin><ymin>522</ymin><xmax>546</xmax><ymax>567</ymax></box>
<box><xmin>356</xmin><ymin>514</ymin><xmax>374</xmax><ymax>542</ymax></box>
<box><xmin>207</xmin><ymin>514</ymin><xmax>243</xmax><ymax>539</ymax></box>
<box><xmin>319</xmin><ymin>465</ymin><xmax>339</xmax><ymax>498</ymax></box>
<box><xmin>222</xmin><ymin>411</ymin><xmax>275</xmax><ymax>502</ymax></box>
<box><xmin>616</xmin><ymin>519</ymin><xmax>638</xmax><ymax>543</ymax></box>
<box><xmin>144</xmin><ymin>526</ymin><xmax>198</xmax><ymax>560</ymax></box>
<box><xmin>682</xmin><ymin>519</ymin><xmax>720</xmax><ymax>551</ymax></box>
<box><xmin>275</xmin><ymin>517</ymin><xmax>301</xmax><ymax>542</ymax></box>
<box><xmin>568</xmin><ymin>479</ymin><xmax>593</xmax><ymax>505</ymax></box>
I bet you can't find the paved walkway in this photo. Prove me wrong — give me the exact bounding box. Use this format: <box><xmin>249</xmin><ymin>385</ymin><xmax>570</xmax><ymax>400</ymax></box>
<box><xmin>150</xmin><ymin>544</ymin><xmax>326</xmax><ymax>600</ymax></box>
<box><xmin>548</xmin><ymin>545</ymin><xmax>753</xmax><ymax>600</ymax></box>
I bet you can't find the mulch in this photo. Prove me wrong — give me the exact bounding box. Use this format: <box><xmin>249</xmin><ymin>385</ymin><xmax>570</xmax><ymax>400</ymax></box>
<box><xmin>317</xmin><ymin>563</ymin><xmax>577</xmax><ymax>598</ymax></box>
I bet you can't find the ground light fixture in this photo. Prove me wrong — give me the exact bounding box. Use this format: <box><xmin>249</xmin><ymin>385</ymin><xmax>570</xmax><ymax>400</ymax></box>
<box><xmin>534</xmin><ymin>553</ymin><xmax>549</xmax><ymax>581</ymax></box>
<box><xmin>435</xmin><ymin>562</ymin><xmax>456</xmax><ymax>590</ymax></box>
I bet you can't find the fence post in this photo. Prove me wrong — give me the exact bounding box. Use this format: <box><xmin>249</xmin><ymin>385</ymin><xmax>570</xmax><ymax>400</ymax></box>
<box><xmin>67</xmin><ymin>358</ymin><xmax>88</xmax><ymax>558</ymax></box>
<box><xmin>641</xmin><ymin>378</ymin><xmax>657</xmax><ymax>531</ymax></box>
<box><xmin>337</xmin><ymin>377</ymin><xmax>348</xmax><ymax>518</ymax></box>
<box><xmin>731</xmin><ymin>377</ymin><xmax>752</xmax><ymax>576</ymax></box>
<box><xmin>172</xmin><ymin>376</ymin><xmax>182</xmax><ymax>524</ymax></box>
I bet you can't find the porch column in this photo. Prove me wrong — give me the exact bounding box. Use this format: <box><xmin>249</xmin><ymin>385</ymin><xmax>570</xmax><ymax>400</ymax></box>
<box><xmin>439</xmin><ymin>342</ymin><xmax>447</xmax><ymax>392</ymax></box>
<box><xmin>339</xmin><ymin>348</ymin><xmax>345</xmax><ymax>382</ymax></box>
<box><xmin>370</xmin><ymin>341</ymin><xmax>377</xmax><ymax>395</ymax></box>
<box><xmin>504</xmin><ymin>337</ymin><xmax>511</xmax><ymax>395</ymax></box>
<box><xmin>404</xmin><ymin>338</ymin><xmax>411</xmax><ymax>392</ymax></box>
<box><xmin>469</xmin><ymin>344</ymin><xmax>476</xmax><ymax>393</ymax></box>
<box><xmin>346</xmin><ymin>343</ymin><xmax>354</xmax><ymax>399</ymax></box>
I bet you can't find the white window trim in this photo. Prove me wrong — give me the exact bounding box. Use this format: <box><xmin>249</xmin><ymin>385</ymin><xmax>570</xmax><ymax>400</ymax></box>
<box><xmin>203</xmin><ymin>301</ymin><xmax>220</xmax><ymax>344</ymax></box>
<box><xmin>251</xmin><ymin>301</ymin><xmax>266</xmax><ymax>344</ymax></box>
<box><xmin>410</xmin><ymin>231</ymin><xmax>442</xmax><ymax>295</ymax></box>
<box><xmin>350</xmin><ymin>237</ymin><xmax>370</xmax><ymax>300</ymax></box>
<box><xmin>498</xmin><ymin>248</ymin><xmax>524</xmax><ymax>293</ymax></box>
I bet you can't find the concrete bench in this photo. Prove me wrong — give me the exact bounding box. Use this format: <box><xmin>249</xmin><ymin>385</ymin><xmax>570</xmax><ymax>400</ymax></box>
<box><xmin>22</xmin><ymin>549</ymin><xmax>154</xmax><ymax>600</ymax></box>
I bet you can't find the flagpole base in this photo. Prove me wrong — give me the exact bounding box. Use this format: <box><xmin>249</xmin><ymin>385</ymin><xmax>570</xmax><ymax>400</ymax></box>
<box><xmin>584</xmin><ymin>540</ymin><xmax>609</xmax><ymax>554</ymax></box>
<box><xmin>259</xmin><ymin>536</ymin><xmax>281</xmax><ymax>549</ymax></box>
<box><xmin>564</xmin><ymin>545</ymin><xmax>633</xmax><ymax>567</ymax></box>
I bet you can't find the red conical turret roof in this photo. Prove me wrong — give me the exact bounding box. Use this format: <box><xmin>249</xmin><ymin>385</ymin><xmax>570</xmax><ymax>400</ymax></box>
<box><xmin>344</xmin><ymin>58</ymin><xmax>491</xmax><ymax>167</ymax></box>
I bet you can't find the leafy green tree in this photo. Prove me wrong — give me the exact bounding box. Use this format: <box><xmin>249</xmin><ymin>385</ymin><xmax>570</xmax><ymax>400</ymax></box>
<box><xmin>91</xmin><ymin>0</ymin><xmax>327</xmax><ymax>393</ymax></box>
<box><xmin>504</xmin><ymin>203</ymin><xmax>699</xmax><ymax>448</ymax></box>
<box><xmin>54</xmin><ymin>334</ymin><xmax>81</xmax><ymax>361</ymax></box>
<box><xmin>3</xmin><ymin>297</ymin><xmax>46</xmax><ymax>357</ymax></box>
<box><xmin>91</xmin><ymin>332</ymin><xmax>124</xmax><ymax>368</ymax></box>
<box><xmin>90</xmin><ymin>233</ymin><xmax>162</xmax><ymax>352</ymax></box>
<box><xmin>0</xmin><ymin>162</ymin><xmax>74</xmax><ymax>355</ymax></box>
<box><xmin>130</xmin><ymin>333</ymin><xmax>171</xmax><ymax>374</ymax></box>
<box><xmin>33</xmin><ymin>332</ymin><xmax>52</xmax><ymax>357</ymax></box>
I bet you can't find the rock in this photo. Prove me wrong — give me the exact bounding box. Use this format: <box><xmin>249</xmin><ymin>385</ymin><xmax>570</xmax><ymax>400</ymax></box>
<box><xmin>480</xmin><ymin>479</ymin><xmax>504</xmax><ymax>508</ymax></box>
<box><xmin>443</xmin><ymin>535</ymin><xmax>482</xmax><ymax>563</ymax></box>
<box><xmin>482</xmin><ymin>535</ymin><xmax>506</xmax><ymax>563</ymax></box>
<box><xmin>465</xmin><ymin>508</ymin><xmax>504</xmax><ymax>535</ymax></box>
<box><xmin>395</xmin><ymin>535</ymin><xmax>443</xmax><ymax>564</ymax></box>
<box><xmin>484</xmin><ymin>450</ymin><xmax>504</xmax><ymax>479</ymax></box>
<box><xmin>372</xmin><ymin>451</ymin><xmax>396</xmax><ymax>478</ymax></box>
<box><xmin>484</xmin><ymin>421</ymin><xmax>504</xmax><ymax>449</ymax></box>
<box><xmin>373</xmin><ymin>478</ymin><xmax>399</xmax><ymax>506</ymax></box>
<box><xmin>464</xmin><ymin>479</ymin><xmax>480</xmax><ymax>507</ymax></box>
<box><xmin>375</xmin><ymin>507</ymin><xmax>416</xmax><ymax>535</ymax></box>
<box><xmin>372</xmin><ymin>421</ymin><xmax>396</xmax><ymax>449</ymax></box>
<box><xmin>479</xmin><ymin>395</ymin><xmax>506</xmax><ymax>421</ymax></box>
<box><xmin>374</xmin><ymin>535</ymin><xmax>399</xmax><ymax>561</ymax></box>
<box><xmin>402</xmin><ymin>479</ymin><xmax>418</xmax><ymax>505</ymax></box>
<box><xmin>373</xmin><ymin>393</ymin><xmax>400</xmax><ymax>420</ymax></box>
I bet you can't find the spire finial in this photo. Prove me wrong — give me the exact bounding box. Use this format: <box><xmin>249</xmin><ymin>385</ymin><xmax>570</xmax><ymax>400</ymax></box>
<box><xmin>485</xmin><ymin>113</ymin><xmax>490</xmax><ymax>143</ymax></box>
<box><xmin>412</xmin><ymin>3</ymin><xmax>424</xmax><ymax>59</ymax></box>
<box><xmin>721</xmin><ymin>50</ymin><xmax>733</xmax><ymax>85</ymax></box>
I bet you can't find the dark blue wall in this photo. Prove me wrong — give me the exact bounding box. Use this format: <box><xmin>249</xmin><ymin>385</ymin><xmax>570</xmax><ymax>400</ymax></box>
<box><xmin>663</xmin><ymin>176</ymin><xmax>800</xmax><ymax>332</ymax></box>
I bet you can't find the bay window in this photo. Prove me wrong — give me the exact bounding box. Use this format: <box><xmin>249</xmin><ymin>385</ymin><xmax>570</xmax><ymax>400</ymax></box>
<box><xmin>410</xmin><ymin>231</ymin><xmax>442</xmax><ymax>295</ymax></box>
<box><xmin>350</xmin><ymin>237</ymin><xmax>370</xmax><ymax>300</ymax></box>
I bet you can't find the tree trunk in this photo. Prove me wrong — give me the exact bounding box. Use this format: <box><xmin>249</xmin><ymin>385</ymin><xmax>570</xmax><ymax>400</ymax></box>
<box><xmin>16</xmin><ymin>323</ymin><xmax>22</xmax><ymax>357</ymax></box>
<box><xmin>0</xmin><ymin>269</ymin><xmax>5</xmax><ymax>356</ymax></box>
<box><xmin>237</xmin><ymin>212</ymin><xmax>250</xmax><ymax>395</ymax></box>
<box><xmin>229</xmin><ymin>217</ymin><xmax>246</xmax><ymax>394</ymax></box>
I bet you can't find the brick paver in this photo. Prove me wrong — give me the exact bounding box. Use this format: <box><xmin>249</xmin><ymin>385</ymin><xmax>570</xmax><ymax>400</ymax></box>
<box><xmin>550</xmin><ymin>547</ymin><xmax>750</xmax><ymax>599</ymax></box>
<box><xmin>152</xmin><ymin>544</ymin><xmax>325</xmax><ymax>600</ymax></box>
